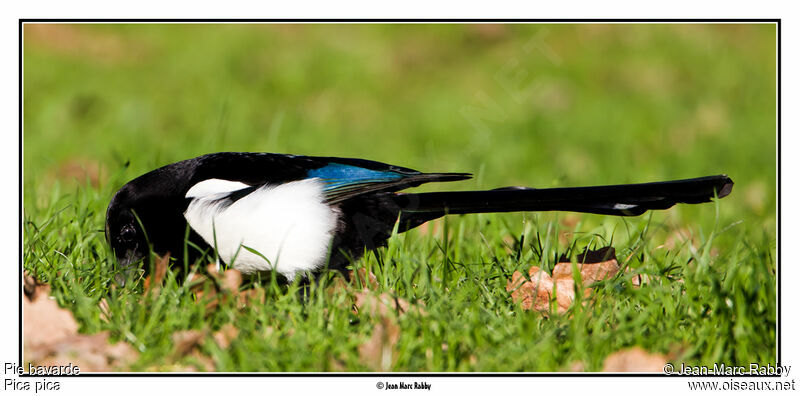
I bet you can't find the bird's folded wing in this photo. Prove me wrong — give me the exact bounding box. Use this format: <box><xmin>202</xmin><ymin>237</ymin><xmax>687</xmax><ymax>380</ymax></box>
<box><xmin>190</xmin><ymin>153</ymin><xmax>471</xmax><ymax>205</ymax></box>
<box><xmin>306</xmin><ymin>162</ymin><xmax>471</xmax><ymax>204</ymax></box>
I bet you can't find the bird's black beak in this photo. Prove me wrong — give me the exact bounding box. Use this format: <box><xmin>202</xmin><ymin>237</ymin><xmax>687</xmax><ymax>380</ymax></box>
<box><xmin>114</xmin><ymin>248</ymin><xmax>145</xmax><ymax>287</ymax></box>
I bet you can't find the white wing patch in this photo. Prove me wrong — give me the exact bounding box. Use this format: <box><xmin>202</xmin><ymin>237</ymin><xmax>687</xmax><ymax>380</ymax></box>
<box><xmin>185</xmin><ymin>178</ymin><xmax>250</xmax><ymax>198</ymax></box>
<box><xmin>183</xmin><ymin>178</ymin><xmax>339</xmax><ymax>279</ymax></box>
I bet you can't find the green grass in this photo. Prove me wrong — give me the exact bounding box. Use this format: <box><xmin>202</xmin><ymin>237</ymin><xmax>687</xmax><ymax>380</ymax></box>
<box><xmin>23</xmin><ymin>23</ymin><xmax>776</xmax><ymax>371</ymax></box>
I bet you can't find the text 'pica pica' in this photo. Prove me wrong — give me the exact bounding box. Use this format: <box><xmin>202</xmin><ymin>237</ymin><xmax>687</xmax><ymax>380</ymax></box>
<box><xmin>105</xmin><ymin>152</ymin><xmax>733</xmax><ymax>280</ymax></box>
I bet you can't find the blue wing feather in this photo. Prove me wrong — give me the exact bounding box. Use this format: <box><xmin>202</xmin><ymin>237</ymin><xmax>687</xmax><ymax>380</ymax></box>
<box><xmin>307</xmin><ymin>163</ymin><xmax>408</xmax><ymax>194</ymax></box>
<box><xmin>308</xmin><ymin>163</ymin><xmax>407</xmax><ymax>183</ymax></box>
<box><xmin>306</xmin><ymin>162</ymin><xmax>471</xmax><ymax>203</ymax></box>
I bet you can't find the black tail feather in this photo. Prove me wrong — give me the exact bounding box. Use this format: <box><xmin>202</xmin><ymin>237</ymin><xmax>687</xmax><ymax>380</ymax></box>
<box><xmin>395</xmin><ymin>175</ymin><xmax>733</xmax><ymax>226</ymax></box>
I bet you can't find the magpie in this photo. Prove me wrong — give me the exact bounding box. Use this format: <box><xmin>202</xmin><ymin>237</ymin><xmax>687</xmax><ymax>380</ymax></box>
<box><xmin>105</xmin><ymin>152</ymin><xmax>733</xmax><ymax>280</ymax></box>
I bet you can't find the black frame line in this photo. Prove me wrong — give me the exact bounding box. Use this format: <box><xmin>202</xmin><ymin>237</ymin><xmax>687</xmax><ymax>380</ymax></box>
<box><xmin>18</xmin><ymin>18</ymin><xmax>781</xmax><ymax>379</ymax></box>
<box><xmin>18</xmin><ymin>18</ymin><xmax>781</xmax><ymax>22</ymax></box>
<box><xmin>776</xmin><ymin>20</ymin><xmax>781</xmax><ymax>366</ymax></box>
<box><xmin>18</xmin><ymin>17</ymin><xmax>23</xmax><ymax>377</ymax></box>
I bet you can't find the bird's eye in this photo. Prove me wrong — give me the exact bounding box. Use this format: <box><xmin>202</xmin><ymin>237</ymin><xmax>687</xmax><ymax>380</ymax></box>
<box><xmin>120</xmin><ymin>224</ymin><xmax>136</xmax><ymax>242</ymax></box>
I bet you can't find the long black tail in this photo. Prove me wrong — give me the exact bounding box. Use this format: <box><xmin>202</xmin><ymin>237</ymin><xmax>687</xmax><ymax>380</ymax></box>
<box><xmin>395</xmin><ymin>175</ymin><xmax>733</xmax><ymax>226</ymax></box>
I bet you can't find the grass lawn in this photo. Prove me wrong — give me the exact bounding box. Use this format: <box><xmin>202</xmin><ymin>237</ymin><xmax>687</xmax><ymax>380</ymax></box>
<box><xmin>22</xmin><ymin>23</ymin><xmax>777</xmax><ymax>371</ymax></box>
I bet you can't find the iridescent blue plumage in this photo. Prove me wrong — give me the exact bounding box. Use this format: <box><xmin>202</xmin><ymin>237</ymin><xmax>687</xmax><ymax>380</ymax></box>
<box><xmin>307</xmin><ymin>163</ymin><xmax>406</xmax><ymax>193</ymax></box>
<box><xmin>305</xmin><ymin>162</ymin><xmax>467</xmax><ymax>204</ymax></box>
<box><xmin>307</xmin><ymin>163</ymin><xmax>406</xmax><ymax>183</ymax></box>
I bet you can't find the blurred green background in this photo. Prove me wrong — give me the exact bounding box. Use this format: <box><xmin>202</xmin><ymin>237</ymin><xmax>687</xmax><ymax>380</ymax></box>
<box><xmin>23</xmin><ymin>23</ymin><xmax>775</xmax><ymax>232</ymax></box>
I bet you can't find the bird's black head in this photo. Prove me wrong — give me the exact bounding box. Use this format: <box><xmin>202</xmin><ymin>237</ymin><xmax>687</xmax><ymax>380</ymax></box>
<box><xmin>105</xmin><ymin>161</ymin><xmax>199</xmax><ymax>272</ymax></box>
<box><xmin>105</xmin><ymin>183</ymin><xmax>150</xmax><ymax>270</ymax></box>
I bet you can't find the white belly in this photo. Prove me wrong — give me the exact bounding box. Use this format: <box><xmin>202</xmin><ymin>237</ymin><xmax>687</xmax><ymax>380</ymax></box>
<box><xmin>183</xmin><ymin>178</ymin><xmax>339</xmax><ymax>279</ymax></box>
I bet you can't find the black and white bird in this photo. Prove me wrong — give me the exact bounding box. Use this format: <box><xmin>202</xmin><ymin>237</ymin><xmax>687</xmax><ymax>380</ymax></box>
<box><xmin>105</xmin><ymin>152</ymin><xmax>733</xmax><ymax>280</ymax></box>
